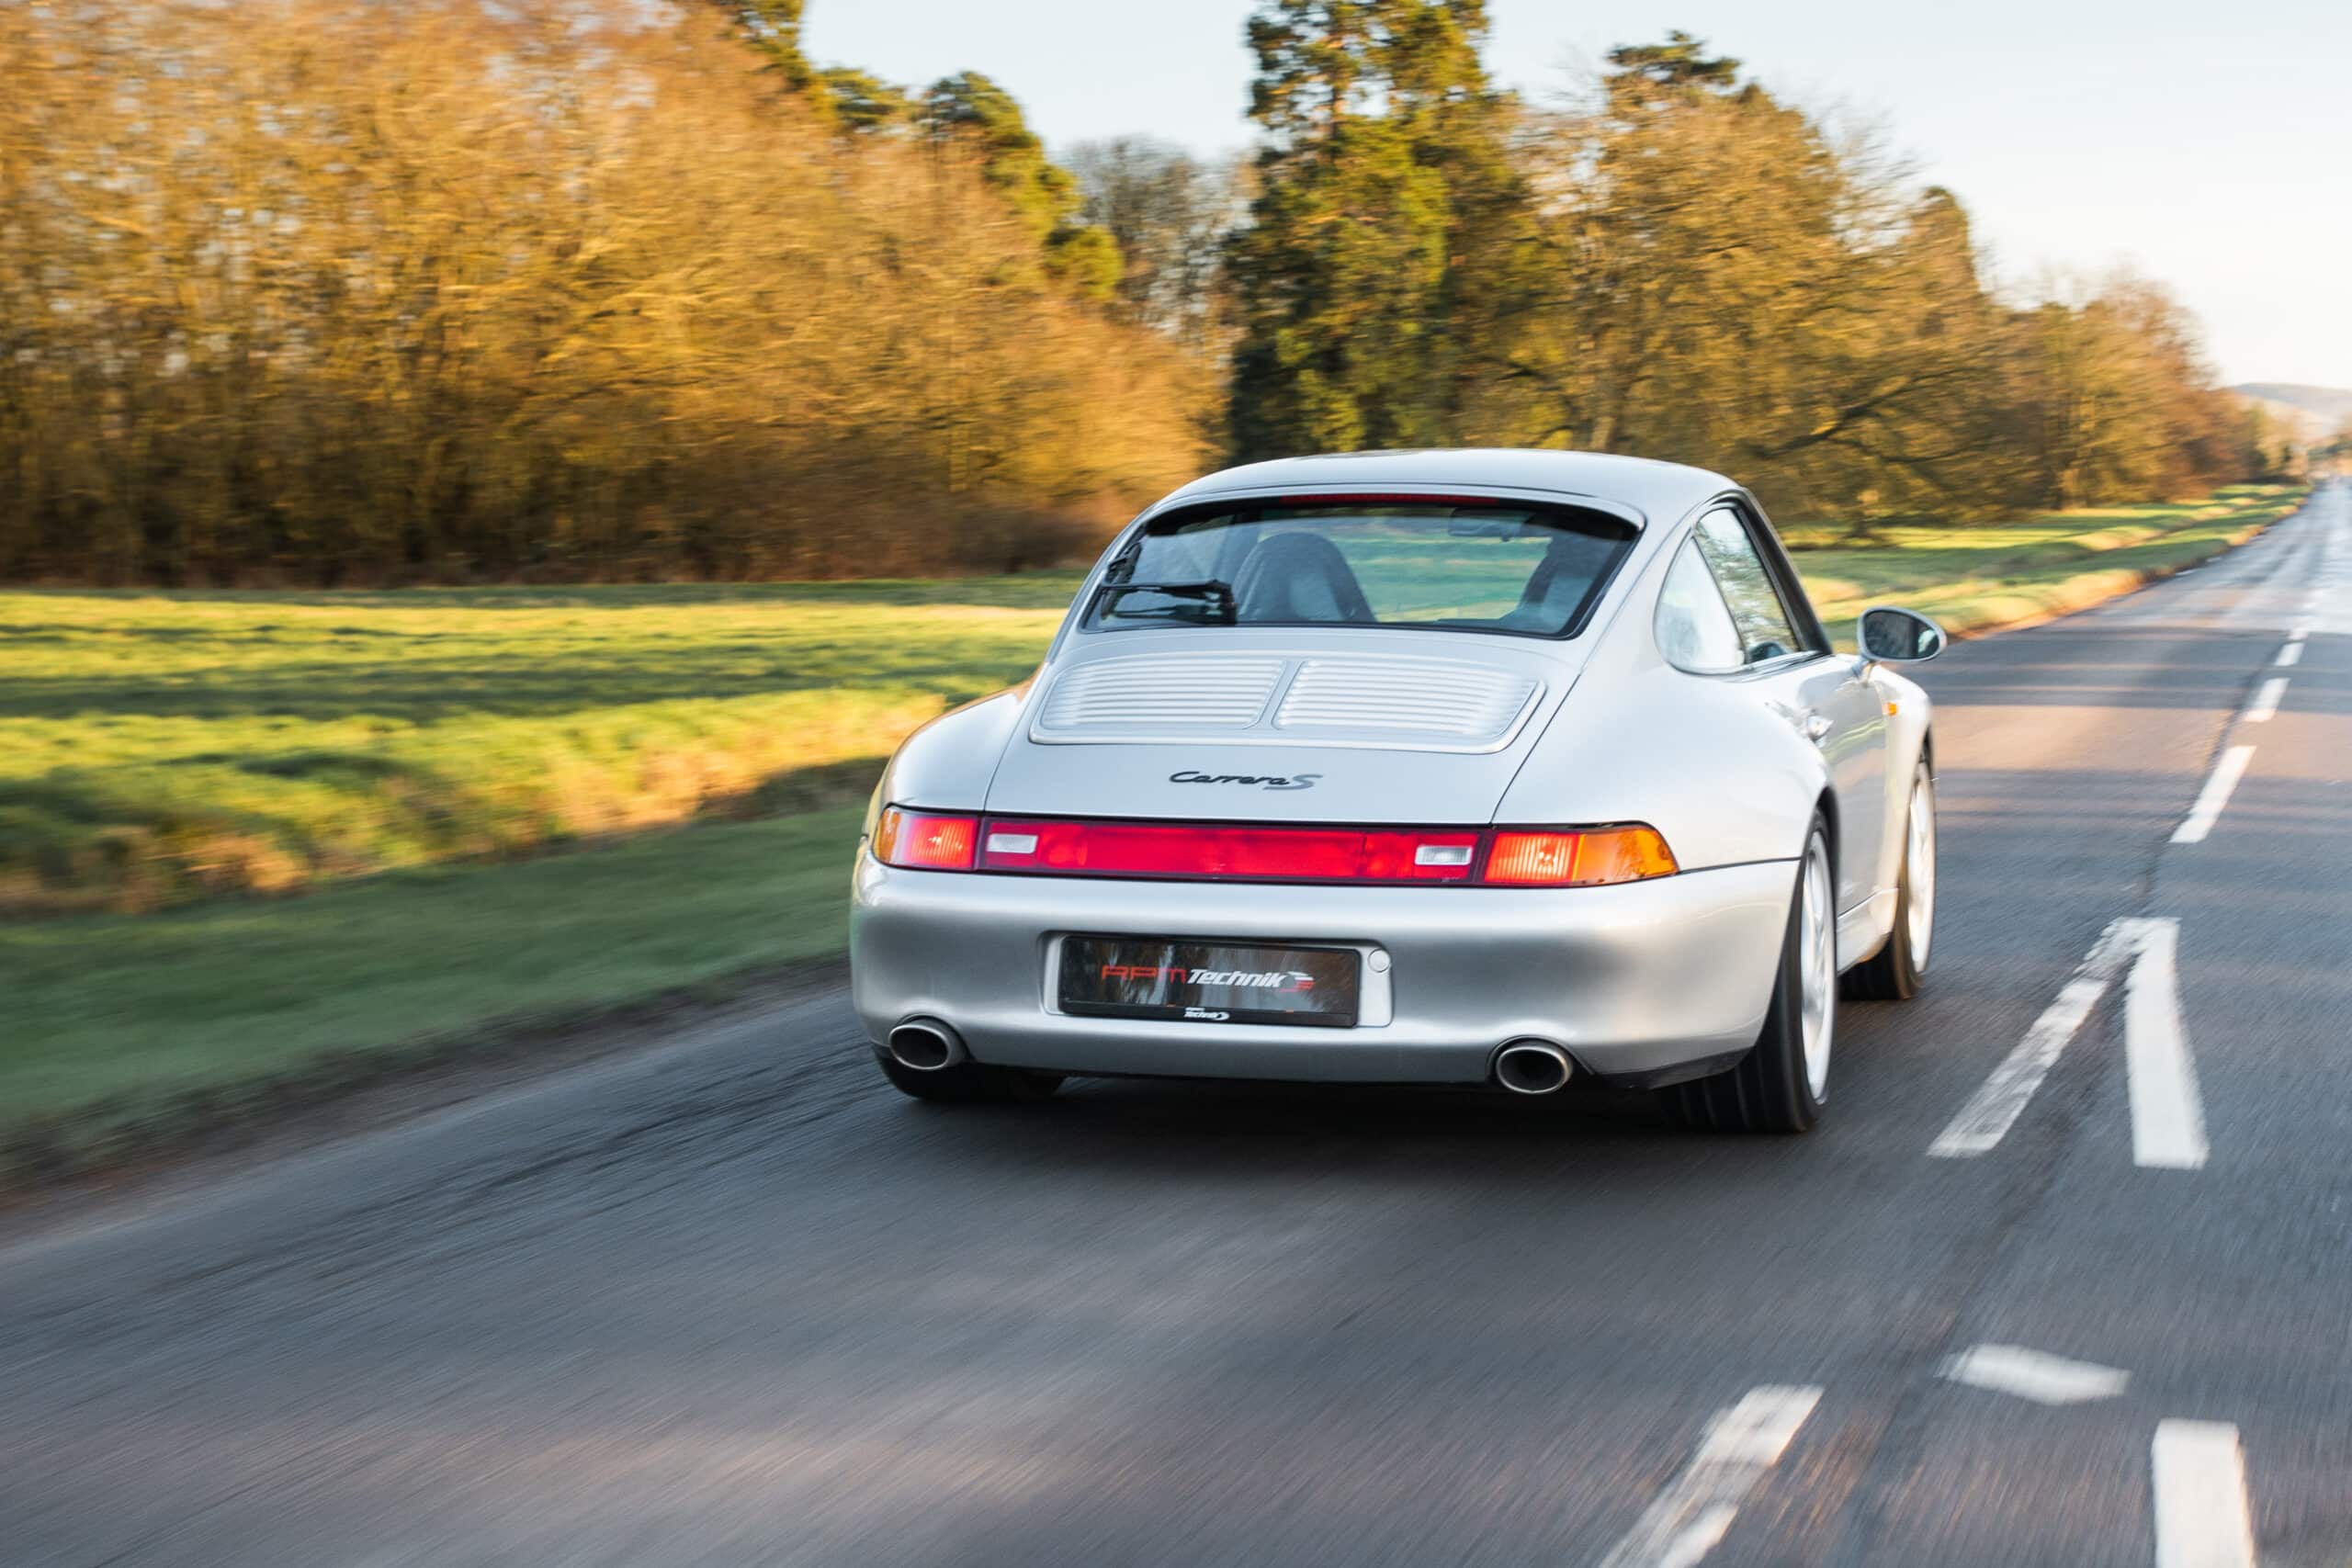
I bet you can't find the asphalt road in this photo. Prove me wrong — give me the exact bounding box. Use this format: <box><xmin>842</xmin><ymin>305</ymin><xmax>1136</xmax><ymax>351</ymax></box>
<box><xmin>6</xmin><ymin>484</ymin><xmax>2349</xmax><ymax>1567</ymax></box>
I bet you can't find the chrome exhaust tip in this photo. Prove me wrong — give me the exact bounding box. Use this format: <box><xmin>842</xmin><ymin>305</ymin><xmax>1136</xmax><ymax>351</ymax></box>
<box><xmin>887</xmin><ymin>1020</ymin><xmax>967</xmax><ymax>1073</ymax></box>
<box><xmin>1494</xmin><ymin>1041</ymin><xmax>1573</xmax><ymax>1096</ymax></box>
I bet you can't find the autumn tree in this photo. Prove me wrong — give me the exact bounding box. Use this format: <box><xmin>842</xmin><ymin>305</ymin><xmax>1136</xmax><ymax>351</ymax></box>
<box><xmin>819</xmin><ymin>67</ymin><xmax>915</xmax><ymax>133</ymax></box>
<box><xmin>2010</xmin><ymin>275</ymin><xmax>2256</xmax><ymax>507</ymax></box>
<box><xmin>0</xmin><ymin>0</ymin><xmax>1203</xmax><ymax>584</ymax></box>
<box><xmin>1602</xmin><ymin>29</ymin><xmax>1744</xmax><ymax>98</ymax></box>
<box><xmin>711</xmin><ymin>0</ymin><xmax>822</xmax><ymax>96</ymax></box>
<box><xmin>922</xmin><ymin>73</ymin><xmax>1123</xmax><ymax>300</ymax></box>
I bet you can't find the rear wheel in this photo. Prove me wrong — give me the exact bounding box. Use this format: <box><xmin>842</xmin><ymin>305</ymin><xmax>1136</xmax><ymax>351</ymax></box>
<box><xmin>876</xmin><ymin>1054</ymin><xmax>1064</xmax><ymax>1104</ymax></box>
<box><xmin>1844</xmin><ymin>761</ymin><xmax>1935</xmax><ymax>1001</ymax></box>
<box><xmin>1660</xmin><ymin>819</ymin><xmax>1835</xmax><ymax>1134</ymax></box>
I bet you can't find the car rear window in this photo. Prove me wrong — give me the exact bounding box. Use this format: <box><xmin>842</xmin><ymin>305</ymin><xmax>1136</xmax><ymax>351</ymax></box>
<box><xmin>1083</xmin><ymin>502</ymin><xmax>1636</xmax><ymax>637</ymax></box>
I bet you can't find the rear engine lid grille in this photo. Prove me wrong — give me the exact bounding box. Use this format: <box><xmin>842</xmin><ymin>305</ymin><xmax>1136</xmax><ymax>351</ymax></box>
<box><xmin>1035</xmin><ymin>655</ymin><xmax>1287</xmax><ymax>737</ymax></box>
<box><xmin>1031</xmin><ymin>652</ymin><xmax>1544</xmax><ymax>753</ymax></box>
<box><xmin>1274</xmin><ymin>658</ymin><xmax>1539</xmax><ymax>743</ymax></box>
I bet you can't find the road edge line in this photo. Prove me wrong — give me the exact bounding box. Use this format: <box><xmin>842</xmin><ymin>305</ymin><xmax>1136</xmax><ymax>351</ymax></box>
<box><xmin>2123</xmin><ymin>919</ymin><xmax>2208</xmax><ymax>1170</ymax></box>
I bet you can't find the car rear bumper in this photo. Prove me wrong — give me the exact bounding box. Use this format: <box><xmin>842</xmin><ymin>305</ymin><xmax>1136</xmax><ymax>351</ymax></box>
<box><xmin>849</xmin><ymin>854</ymin><xmax>1797</xmax><ymax>1087</ymax></box>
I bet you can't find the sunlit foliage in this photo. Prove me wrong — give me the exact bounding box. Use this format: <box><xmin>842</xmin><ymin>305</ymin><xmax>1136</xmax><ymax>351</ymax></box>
<box><xmin>1226</xmin><ymin>15</ymin><xmax>2268</xmax><ymax>519</ymax></box>
<box><xmin>0</xmin><ymin>2</ymin><xmax>2282</xmax><ymax>588</ymax></box>
<box><xmin>0</xmin><ymin>0</ymin><xmax>1205</xmax><ymax>584</ymax></box>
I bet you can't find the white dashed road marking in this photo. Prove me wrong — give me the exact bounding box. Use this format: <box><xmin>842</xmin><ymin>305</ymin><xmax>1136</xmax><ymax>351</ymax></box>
<box><xmin>1939</xmin><ymin>1344</ymin><xmax>2130</xmax><ymax>1405</ymax></box>
<box><xmin>2272</xmin><ymin>640</ymin><xmax>2302</xmax><ymax>666</ymax></box>
<box><xmin>2242</xmin><ymin>677</ymin><xmax>2287</xmax><ymax>724</ymax></box>
<box><xmin>2152</xmin><ymin>1420</ymin><xmax>2256</xmax><ymax>1568</ymax></box>
<box><xmin>2171</xmin><ymin>746</ymin><xmax>2255</xmax><ymax>845</ymax></box>
<box><xmin>1596</xmin><ymin>1386</ymin><xmax>1822</xmax><ymax>1568</ymax></box>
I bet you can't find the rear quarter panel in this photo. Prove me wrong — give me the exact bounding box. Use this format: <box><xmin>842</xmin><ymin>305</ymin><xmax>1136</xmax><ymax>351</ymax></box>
<box><xmin>862</xmin><ymin>687</ymin><xmax>1032</xmax><ymax>835</ymax></box>
<box><xmin>1494</xmin><ymin>525</ymin><xmax>1831</xmax><ymax>873</ymax></box>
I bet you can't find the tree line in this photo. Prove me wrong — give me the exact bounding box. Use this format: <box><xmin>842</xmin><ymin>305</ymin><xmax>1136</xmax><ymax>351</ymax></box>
<box><xmin>0</xmin><ymin>1</ymin><xmax>2299</xmax><ymax>586</ymax></box>
<box><xmin>0</xmin><ymin>0</ymin><xmax>1204</xmax><ymax>584</ymax></box>
<box><xmin>1216</xmin><ymin>11</ymin><xmax>2291</xmax><ymax>522</ymax></box>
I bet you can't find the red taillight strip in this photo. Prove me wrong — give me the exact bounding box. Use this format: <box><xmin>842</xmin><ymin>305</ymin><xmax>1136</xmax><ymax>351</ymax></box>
<box><xmin>904</xmin><ymin>814</ymin><xmax>1682</xmax><ymax>887</ymax></box>
<box><xmin>978</xmin><ymin>818</ymin><xmax>1480</xmax><ymax>885</ymax></box>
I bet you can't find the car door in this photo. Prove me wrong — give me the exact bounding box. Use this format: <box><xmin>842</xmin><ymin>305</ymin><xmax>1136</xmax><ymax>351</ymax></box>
<box><xmin>1685</xmin><ymin>507</ymin><xmax>1888</xmax><ymax>921</ymax></box>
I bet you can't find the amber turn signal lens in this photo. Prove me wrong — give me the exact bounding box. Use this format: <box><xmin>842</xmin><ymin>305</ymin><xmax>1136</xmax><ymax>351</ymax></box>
<box><xmin>1482</xmin><ymin>830</ymin><xmax>1579</xmax><ymax>885</ymax></box>
<box><xmin>1484</xmin><ymin>826</ymin><xmax>1677</xmax><ymax>886</ymax></box>
<box><xmin>873</xmin><ymin>807</ymin><xmax>978</xmax><ymax>871</ymax></box>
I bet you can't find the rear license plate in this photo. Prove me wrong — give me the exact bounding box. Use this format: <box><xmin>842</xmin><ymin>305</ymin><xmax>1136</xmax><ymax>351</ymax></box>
<box><xmin>1058</xmin><ymin>936</ymin><xmax>1361</xmax><ymax>1028</ymax></box>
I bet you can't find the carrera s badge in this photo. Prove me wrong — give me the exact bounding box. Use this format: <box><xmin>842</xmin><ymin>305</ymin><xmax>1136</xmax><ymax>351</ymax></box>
<box><xmin>1169</xmin><ymin>770</ymin><xmax>1323</xmax><ymax>791</ymax></box>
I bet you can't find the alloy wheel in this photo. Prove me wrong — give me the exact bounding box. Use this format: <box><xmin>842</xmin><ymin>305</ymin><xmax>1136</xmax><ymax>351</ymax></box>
<box><xmin>1799</xmin><ymin>835</ymin><xmax>1837</xmax><ymax>1101</ymax></box>
<box><xmin>1904</xmin><ymin>769</ymin><xmax>1937</xmax><ymax>971</ymax></box>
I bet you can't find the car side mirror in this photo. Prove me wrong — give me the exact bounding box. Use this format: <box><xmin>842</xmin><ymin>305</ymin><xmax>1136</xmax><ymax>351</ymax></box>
<box><xmin>1858</xmin><ymin>606</ymin><xmax>1946</xmax><ymax>663</ymax></box>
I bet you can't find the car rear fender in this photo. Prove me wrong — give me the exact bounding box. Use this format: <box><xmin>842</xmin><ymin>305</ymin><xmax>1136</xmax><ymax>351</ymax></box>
<box><xmin>862</xmin><ymin>685</ymin><xmax>1034</xmax><ymax>840</ymax></box>
<box><xmin>1493</xmin><ymin>539</ymin><xmax>1829</xmax><ymax>874</ymax></box>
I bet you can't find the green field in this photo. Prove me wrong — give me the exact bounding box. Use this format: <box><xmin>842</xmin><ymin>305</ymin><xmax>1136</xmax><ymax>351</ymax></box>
<box><xmin>0</xmin><ymin>484</ymin><xmax>2305</xmax><ymax>1160</ymax></box>
<box><xmin>1788</xmin><ymin>485</ymin><xmax>2297</xmax><ymax>637</ymax></box>
<box><xmin>2</xmin><ymin>579</ymin><xmax>1077</xmax><ymax>915</ymax></box>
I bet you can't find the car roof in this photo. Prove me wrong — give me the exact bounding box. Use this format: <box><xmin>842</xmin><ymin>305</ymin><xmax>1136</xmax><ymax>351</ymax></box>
<box><xmin>1154</xmin><ymin>448</ymin><xmax>1739</xmax><ymax>525</ymax></box>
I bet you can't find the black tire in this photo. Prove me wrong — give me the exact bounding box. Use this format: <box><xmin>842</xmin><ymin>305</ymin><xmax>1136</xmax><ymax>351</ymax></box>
<box><xmin>876</xmin><ymin>1053</ymin><xmax>1064</xmax><ymax>1104</ymax></box>
<box><xmin>1659</xmin><ymin>819</ymin><xmax>1832</xmax><ymax>1134</ymax></box>
<box><xmin>1844</xmin><ymin>761</ymin><xmax>1934</xmax><ymax>1002</ymax></box>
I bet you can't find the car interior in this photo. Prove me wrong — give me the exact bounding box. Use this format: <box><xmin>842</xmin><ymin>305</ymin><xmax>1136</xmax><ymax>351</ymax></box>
<box><xmin>1226</xmin><ymin>525</ymin><xmax>1622</xmax><ymax>631</ymax></box>
<box><xmin>1231</xmin><ymin>533</ymin><xmax>1376</xmax><ymax>623</ymax></box>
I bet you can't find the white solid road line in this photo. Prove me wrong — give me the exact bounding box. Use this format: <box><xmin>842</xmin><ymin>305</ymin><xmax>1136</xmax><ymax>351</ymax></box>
<box><xmin>1930</xmin><ymin>920</ymin><xmax>2143</xmax><ymax>1157</ymax></box>
<box><xmin>2273</xmin><ymin>641</ymin><xmax>2303</xmax><ymax>666</ymax></box>
<box><xmin>2152</xmin><ymin>1420</ymin><xmax>2256</xmax><ymax>1568</ymax></box>
<box><xmin>2171</xmin><ymin>746</ymin><xmax>2256</xmax><ymax>845</ymax></box>
<box><xmin>2123</xmin><ymin>919</ymin><xmax>2209</xmax><ymax>1170</ymax></box>
<box><xmin>1596</xmin><ymin>1386</ymin><xmax>1823</xmax><ymax>1568</ymax></box>
<box><xmin>2242</xmin><ymin>677</ymin><xmax>2288</xmax><ymax>724</ymax></box>
<box><xmin>1939</xmin><ymin>1344</ymin><xmax>2130</xmax><ymax>1405</ymax></box>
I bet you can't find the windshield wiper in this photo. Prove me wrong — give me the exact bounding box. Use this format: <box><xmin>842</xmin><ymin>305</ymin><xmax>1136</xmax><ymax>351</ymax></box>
<box><xmin>1092</xmin><ymin>580</ymin><xmax>1238</xmax><ymax>625</ymax></box>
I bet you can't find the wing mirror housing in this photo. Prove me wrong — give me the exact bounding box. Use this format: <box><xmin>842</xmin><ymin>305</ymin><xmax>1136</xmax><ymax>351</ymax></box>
<box><xmin>1858</xmin><ymin>605</ymin><xmax>1946</xmax><ymax>663</ymax></box>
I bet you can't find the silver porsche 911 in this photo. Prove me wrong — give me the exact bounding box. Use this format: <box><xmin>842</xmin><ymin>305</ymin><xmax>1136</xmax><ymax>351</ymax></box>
<box><xmin>849</xmin><ymin>449</ymin><xmax>1944</xmax><ymax>1131</ymax></box>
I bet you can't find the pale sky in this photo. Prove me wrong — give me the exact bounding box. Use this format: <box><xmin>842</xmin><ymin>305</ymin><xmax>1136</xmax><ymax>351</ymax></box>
<box><xmin>805</xmin><ymin>0</ymin><xmax>2352</xmax><ymax>388</ymax></box>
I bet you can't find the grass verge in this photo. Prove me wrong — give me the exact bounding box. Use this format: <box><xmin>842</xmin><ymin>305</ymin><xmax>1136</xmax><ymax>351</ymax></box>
<box><xmin>1786</xmin><ymin>485</ymin><xmax>2301</xmax><ymax>638</ymax></box>
<box><xmin>1</xmin><ymin>807</ymin><xmax>859</xmax><ymax>1185</ymax></box>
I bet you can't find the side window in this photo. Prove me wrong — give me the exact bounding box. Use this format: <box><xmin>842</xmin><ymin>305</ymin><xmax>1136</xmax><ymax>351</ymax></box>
<box><xmin>1691</xmin><ymin>509</ymin><xmax>1802</xmax><ymax>664</ymax></box>
<box><xmin>1655</xmin><ymin>536</ymin><xmax>1746</xmax><ymax>673</ymax></box>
